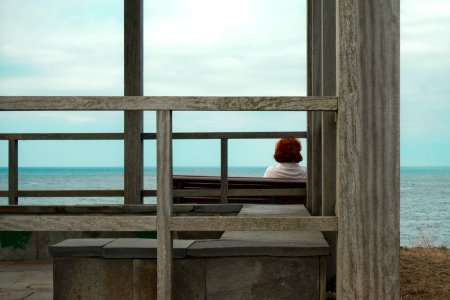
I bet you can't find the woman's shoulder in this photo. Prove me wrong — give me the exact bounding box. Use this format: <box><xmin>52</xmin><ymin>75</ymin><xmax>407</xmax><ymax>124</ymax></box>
<box><xmin>263</xmin><ymin>166</ymin><xmax>276</xmax><ymax>178</ymax></box>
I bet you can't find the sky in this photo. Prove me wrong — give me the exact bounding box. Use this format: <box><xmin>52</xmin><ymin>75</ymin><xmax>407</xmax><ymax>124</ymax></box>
<box><xmin>0</xmin><ymin>0</ymin><xmax>449</xmax><ymax>168</ymax></box>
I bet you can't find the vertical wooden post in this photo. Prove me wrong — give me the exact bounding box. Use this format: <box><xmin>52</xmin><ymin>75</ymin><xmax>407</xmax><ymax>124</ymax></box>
<box><xmin>336</xmin><ymin>0</ymin><xmax>400</xmax><ymax>298</ymax></box>
<box><xmin>309</xmin><ymin>0</ymin><xmax>323</xmax><ymax>216</ymax></box>
<box><xmin>8</xmin><ymin>139</ymin><xmax>18</xmax><ymax>205</ymax></box>
<box><xmin>321</xmin><ymin>0</ymin><xmax>337</xmax><ymax>282</ymax></box>
<box><xmin>157</xmin><ymin>110</ymin><xmax>173</xmax><ymax>300</ymax></box>
<box><xmin>220</xmin><ymin>138</ymin><xmax>228</xmax><ymax>204</ymax></box>
<box><xmin>124</xmin><ymin>0</ymin><xmax>144</xmax><ymax>204</ymax></box>
<box><xmin>306</xmin><ymin>0</ymin><xmax>313</xmax><ymax>213</ymax></box>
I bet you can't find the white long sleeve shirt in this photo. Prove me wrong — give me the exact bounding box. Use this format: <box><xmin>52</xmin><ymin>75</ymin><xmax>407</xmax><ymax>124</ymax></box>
<box><xmin>263</xmin><ymin>163</ymin><xmax>307</xmax><ymax>180</ymax></box>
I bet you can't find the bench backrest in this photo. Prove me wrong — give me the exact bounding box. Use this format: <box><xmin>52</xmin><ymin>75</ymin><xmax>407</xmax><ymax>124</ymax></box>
<box><xmin>173</xmin><ymin>175</ymin><xmax>307</xmax><ymax>204</ymax></box>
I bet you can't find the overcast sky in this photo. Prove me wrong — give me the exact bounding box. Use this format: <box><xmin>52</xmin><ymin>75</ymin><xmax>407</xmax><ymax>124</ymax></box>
<box><xmin>0</xmin><ymin>0</ymin><xmax>449</xmax><ymax>167</ymax></box>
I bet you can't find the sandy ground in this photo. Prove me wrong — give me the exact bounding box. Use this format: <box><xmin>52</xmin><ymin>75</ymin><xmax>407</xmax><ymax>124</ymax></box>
<box><xmin>400</xmin><ymin>247</ymin><xmax>450</xmax><ymax>299</ymax></box>
<box><xmin>326</xmin><ymin>247</ymin><xmax>450</xmax><ymax>300</ymax></box>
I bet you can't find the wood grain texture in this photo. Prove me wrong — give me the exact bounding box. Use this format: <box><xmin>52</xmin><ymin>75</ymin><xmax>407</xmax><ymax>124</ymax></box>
<box><xmin>0</xmin><ymin>96</ymin><xmax>338</xmax><ymax>111</ymax></box>
<box><xmin>310</xmin><ymin>0</ymin><xmax>323</xmax><ymax>217</ymax></box>
<box><xmin>156</xmin><ymin>110</ymin><xmax>173</xmax><ymax>300</ymax></box>
<box><xmin>0</xmin><ymin>131</ymin><xmax>306</xmax><ymax>141</ymax></box>
<box><xmin>124</xmin><ymin>0</ymin><xmax>144</xmax><ymax>205</ymax></box>
<box><xmin>220</xmin><ymin>138</ymin><xmax>228</xmax><ymax>204</ymax></box>
<box><xmin>124</xmin><ymin>111</ymin><xmax>143</xmax><ymax>204</ymax></box>
<box><xmin>306</xmin><ymin>0</ymin><xmax>313</xmax><ymax>213</ymax></box>
<box><xmin>8</xmin><ymin>140</ymin><xmax>18</xmax><ymax>205</ymax></box>
<box><xmin>336</xmin><ymin>0</ymin><xmax>400</xmax><ymax>298</ymax></box>
<box><xmin>0</xmin><ymin>132</ymin><xmax>306</xmax><ymax>141</ymax></box>
<box><xmin>321</xmin><ymin>0</ymin><xmax>337</xmax><ymax>217</ymax></box>
<box><xmin>1</xmin><ymin>188</ymin><xmax>304</xmax><ymax>198</ymax></box>
<box><xmin>175</xmin><ymin>188</ymin><xmax>306</xmax><ymax>197</ymax></box>
<box><xmin>171</xmin><ymin>216</ymin><xmax>337</xmax><ymax>232</ymax></box>
<box><xmin>0</xmin><ymin>215</ymin><xmax>157</xmax><ymax>231</ymax></box>
<box><xmin>321</xmin><ymin>0</ymin><xmax>337</xmax><ymax>283</ymax></box>
<box><xmin>124</xmin><ymin>0</ymin><xmax>143</xmax><ymax>98</ymax></box>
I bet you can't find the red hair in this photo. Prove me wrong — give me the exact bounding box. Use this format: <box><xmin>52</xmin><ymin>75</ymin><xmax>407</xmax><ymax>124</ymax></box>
<box><xmin>274</xmin><ymin>138</ymin><xmax>302</xmax><ymax>163</ymax></box>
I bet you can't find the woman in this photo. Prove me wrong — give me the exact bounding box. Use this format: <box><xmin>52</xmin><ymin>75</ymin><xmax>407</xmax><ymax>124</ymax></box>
<box><xmin>263</xmin><ymin>138</ymin><xmax>307</xmax><ymax>180</ymax></box>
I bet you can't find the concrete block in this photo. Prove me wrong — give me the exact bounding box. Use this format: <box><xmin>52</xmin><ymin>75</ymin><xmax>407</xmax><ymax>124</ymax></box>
<box><xmin>79</xmin><ymin>258</ymin><xmax>132</xmax><ymax>300</ymax></box>
<box><xmin>49</xmin><ymin>238</ymin><xmax>115</xmax><ymax>257</ymax></box>
<box><xmin>205</xmin><ymin>256</ymin><xmax>319</xmax><ymax>300</ymax></box>
<box><xmin>174</xmin><ymin>259</ymin><xmax>206</xmax><ymax>300</ymax></box>
<box><xmin>53</xmin><ymin>258</ymin><xmax>80</xmax><ymax>300</ymax></box>
<box><xmin>133</xmin><ymin>260</ymin><xmax>157</xmax><ymax>300</ymax></box>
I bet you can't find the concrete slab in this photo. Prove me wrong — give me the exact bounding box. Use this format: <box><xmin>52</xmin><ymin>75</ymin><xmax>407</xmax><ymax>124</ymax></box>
<box><xmin>102</xmin><ymin>238</ymin><xmax>195</xmax><ymax>259</ymax></box>
<box><xmin>240</xmin><ymin>204</ymin><xmax>311</xmax><ymax>216</ymax></box>
<box><xmin>187</xmin><ymin>239</ymin><xmax>329</xmax><ymax>257</ymax></box>
<box><xmin>49</xmin><ymin>238</ymin><xmax>115</xmax><ymax>257</ymax></box>
<box><xmin>0</xmin><ymin>260</ymin><xmax>52</xmax><ymax>300</ymax></box>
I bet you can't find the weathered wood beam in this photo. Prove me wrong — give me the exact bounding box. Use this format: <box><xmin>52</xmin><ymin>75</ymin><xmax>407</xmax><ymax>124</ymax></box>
<box><xmin>0</xmin><ymin>133</ymin><xmax>124</xmax><ymax>140</ymax></box>
<box><xmin>16</xmin><ymin>190</ymin><xmax>124</xmax><ymax>197</ymax></box>
<box><xmin>0</xmin><ymin>96</ymin><xmax>338</xmax><ymax>111</ymax></box>
<box><xmin>156</xmin><ymin>110</ymin><xmax>173</xmax><ymax>300</ymax></box>
<box><xmin>336</xmin><ymin>0</ymin><xmax>400</xmax><ymax>298</ymax></box>
<box><xmin>220</xmin><ymin>138</ymin><xmax>228</xmax><ymax>203</ymax></box>
<box><xmin>0</xmin><ymin>131</ymin><xmax>307</xmax><ymax>141</ymax></box>
<box><xmin>0</xmin><ymin>215</ymin><xmax>157</xmax><ymax>231</ymax></box>
<box><xmin>175</xmin><ymin>188</ymin><xmax>306</xmax><ymax>197</ymax></box>
<box><xmin>321</xmin><ymin>0</ymin><xmax>337</xmax><ymax>217</ymax></box>
<box><xmin>306</xmin><ymin>0</ymin><xmax>313</xmax><ymax>213</ymax></box>
<box><xmin>8</xmin><ymin>140</ymin><xmax>18</xmax><ymax>205</ymax></box>
<box><xmin>310</xmin><ymin>0</ymin><xmax>323</xmax><ymax>216</ymax></box>
<box><xmin>0</xmin><ymin>215</ymin><xmax>337</xmax><ymax>232</ymax></box>
<box><xmin>171</xmin><ymin>216</ymin><xmax>338</xmax><ymax>232</ymax></box>
<box><xmin>321</xmin><ymin>0</ymin><xmax>337</xmax><ymax>283</ymax></box>
<box><xmin>124</xmin><ymin>0</ymin><xmax>144</xmax><ymax>205</ymax></box>
<box><xmin>1</xmin><ymin>188</ymin><xmax>305</xmax><ymax>198</ymax></box>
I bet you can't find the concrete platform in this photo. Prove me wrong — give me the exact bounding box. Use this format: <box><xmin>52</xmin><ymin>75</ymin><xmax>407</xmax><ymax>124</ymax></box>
<box><xmin>0</xmin><ymin>260</ymin><xmax>52</xmax><ymax>300</ymax></box>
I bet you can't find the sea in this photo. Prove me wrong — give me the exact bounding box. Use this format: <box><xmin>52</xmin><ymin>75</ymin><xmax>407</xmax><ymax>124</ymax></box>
<box><xmin>1</xmin><ymin>166</ymin><xmax>449</xmax><ymax>247</ymax></box>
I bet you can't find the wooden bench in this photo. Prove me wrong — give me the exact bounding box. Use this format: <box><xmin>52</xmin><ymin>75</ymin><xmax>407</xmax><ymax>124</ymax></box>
<box><xmin>173</xmin><ymin>175</ymin><xmax>307</xmax><ymax>204</ymax></box>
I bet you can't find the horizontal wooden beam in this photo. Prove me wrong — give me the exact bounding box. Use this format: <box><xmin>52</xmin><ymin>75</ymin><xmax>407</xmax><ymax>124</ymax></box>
<box><xmin>174</xmin><ymin>188</ymin><xmax>306</xmax><ymax>197</ymax></box>
<box><xmin>171</xmin><ymin>216</ymin><xmax>338</xmax><ymax>231</ymax></box>
<box><xmin>0</xmin><ymin>215</ymin><xmax>157</xmax><ymax>231</ymax></box>
<box><xmin>0</xmin><ymin>96</ymin><xmax>337</xmax><ymax>111</ymax></box>
<box><xmin>0</xmin><ymin>131</ymin><xmax>307</xmax><ymax>141</ymax></box>
<box><xmin>0</xmin><ymin>214</ymin><xmax>337</xmax><ymax>232</ymax></box>
<box><xmin>0</xmin><ymin>133</ymin><xmax>124</xmax><ymax>140</ymax></box>
<box><xmin>1</xmin><ymin>189</ymin><xmax>305</xmax><ymax>198</ymax></box>
<box><xmin>0</xmin><ymin>205</ymin><xmax>157</xmax><ymax>214</ymax></box>
<box><xmin>16</xmin><ymin>190</ymin><xmax>124</xmax><ymax>197</ymax></box>
<box><xmin>146</xmin><ymin>131</ymin><xmax>307</xmax><ymax>140</ymax></box>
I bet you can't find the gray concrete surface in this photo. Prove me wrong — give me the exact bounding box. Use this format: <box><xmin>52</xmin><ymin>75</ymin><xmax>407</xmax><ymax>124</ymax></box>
<box><xmin>0</xmin><ymin>260</ymin><xmax>52</xmax><ymax>300</ymax></box>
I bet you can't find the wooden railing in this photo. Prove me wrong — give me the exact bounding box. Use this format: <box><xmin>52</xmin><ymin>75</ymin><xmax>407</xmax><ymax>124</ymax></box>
<box><xmin>0</xmin><ymin>129</ymin><xmax>308</xmax><ymax>204</ymax></box>
<box><xmin>0</xmin><ymin>95</ymin><xmax>339</xmax><ymax>299</ymax></box>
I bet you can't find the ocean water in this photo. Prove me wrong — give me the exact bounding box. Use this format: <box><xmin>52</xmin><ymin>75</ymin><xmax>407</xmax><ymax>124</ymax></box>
<box><xmin>1</xmin><ymin>166</ymin><xmax>449</xmax><ymax>247</ymax></box>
